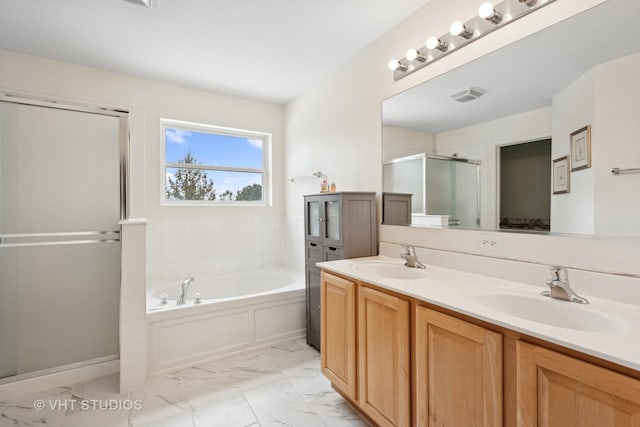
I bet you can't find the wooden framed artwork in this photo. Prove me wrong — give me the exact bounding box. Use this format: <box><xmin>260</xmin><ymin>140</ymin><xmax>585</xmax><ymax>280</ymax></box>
<box><xmin>570</xmin><ymin>125</ymin><xmax>591</xmax><ymax>171</ymax></box>
<box><xmin>552</xmin><ymin>156</ymin><xmax>570</xmax><ymax>194</ymax></box>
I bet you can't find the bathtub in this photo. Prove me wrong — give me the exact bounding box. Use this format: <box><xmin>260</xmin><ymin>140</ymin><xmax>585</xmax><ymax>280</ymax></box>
<box><xmin>146</xmin><ymin>268</ymin><xmax>306</xmax><ymax>375</ymax></box>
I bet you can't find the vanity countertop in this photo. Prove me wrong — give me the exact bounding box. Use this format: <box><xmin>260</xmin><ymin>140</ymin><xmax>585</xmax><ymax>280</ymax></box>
<box><xmin>317</xmin><ymin>256</ymin><xmax>640</xmax><ymax>372</ymax></box>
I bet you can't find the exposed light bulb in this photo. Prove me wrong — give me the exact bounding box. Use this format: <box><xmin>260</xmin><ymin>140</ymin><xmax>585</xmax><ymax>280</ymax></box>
<box><xmin>478</xmin><ymin>2</ymin><xmax>502</xmax><ymax>24</ymax></box>
<box><xmin>387</xmin><ymin>59</ymin><xmax>407</xmax><ymax>72</ymax></box>
<box><xmin>405</xmin><ymin>48</ymin><xmax>426</xmax><ymax>62</ymax></box>
<box><xmin>426</xmin><ymin>36</ymin><xmax>448</xmax><ymax>52</ymax></box>
<box><xmin>449</xmin><ymin>21</ymin><xmax>473</xmax><ymax>39</ymax></box>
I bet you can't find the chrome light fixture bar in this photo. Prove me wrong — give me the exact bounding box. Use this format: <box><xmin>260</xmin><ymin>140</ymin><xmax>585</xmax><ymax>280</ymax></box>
<box><xmin>388</xmin><ymin>0</ymin><xmax>556</xmax><ymax>80</ymax></box>
<box><xmin>124</xmin><ymin>0</ymin><xmax>158</xmax><ymax>8</ymax></box>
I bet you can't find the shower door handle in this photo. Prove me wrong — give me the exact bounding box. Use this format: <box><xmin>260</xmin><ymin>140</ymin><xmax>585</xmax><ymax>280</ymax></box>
<box><xmin>0</xmin><ymin>230</ymin><xmax>120</xmax><ymax>248</ymax></box>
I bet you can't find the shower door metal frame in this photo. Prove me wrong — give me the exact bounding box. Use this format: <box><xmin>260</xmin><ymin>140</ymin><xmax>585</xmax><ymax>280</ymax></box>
<box><xmin>0</xmin><ymin>92</ymin><xmax>130</xmax><ymax>248</ymax></box>
<box><xmin>383</xmin><ymin>152</ymin><xmax>481</xmax><ymax>227</ymax></box>
<box><xmin>0</xmin><ymin>92</ymin><xmax>130</xmax><ymax>383</ymax></box>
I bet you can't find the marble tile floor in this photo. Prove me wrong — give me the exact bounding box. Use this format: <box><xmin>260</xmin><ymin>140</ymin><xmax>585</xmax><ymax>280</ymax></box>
<box><xmin>0</xmin><ymin>339</ymin><xmax>369</xmax><ymax>427</ymax></box>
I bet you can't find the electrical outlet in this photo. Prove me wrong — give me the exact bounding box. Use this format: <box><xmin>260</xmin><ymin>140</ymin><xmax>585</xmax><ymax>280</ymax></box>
<box><xmin>478</xmin><ymin>234</ymin><xmax>502</xmax><ymax>250</ymax></box>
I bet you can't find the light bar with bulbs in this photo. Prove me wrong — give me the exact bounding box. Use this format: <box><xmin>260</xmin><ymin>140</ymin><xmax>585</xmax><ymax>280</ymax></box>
<box><xmin>388</xmin><ymin>0</ymin><xmax>556</xmax><ymax>80</ymax></box>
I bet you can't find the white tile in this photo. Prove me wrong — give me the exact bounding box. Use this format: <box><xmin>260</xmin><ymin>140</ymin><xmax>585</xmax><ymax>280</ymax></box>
<box><xmin>177</xmin><ymin>262</ymin><xmax>196</xmax><ymax>279</ymax></box>
<box><xmin>62</xmin><ymin>407</ymin><xmax>130</xmax><ymax>427</ymax></box>
<box><xmin>242</xmin><ymin>375</ymin><xmax>325</xmax><ymax>427</ymax></box>
<box><xmin>4</xmin><ymin>339</ymin><xmax>367</xmax><ymax>427</ymax></box>
<box><xmin>159</xmin><ymin>220</ymin><xmax>180</xmax><ymax>250</ymax></box>
<box><xmin>178</xmin><ymin>244</ymin><xmax>196</xmax><ymax>266</ymax></box>
<box><xmin>127</xmin><ymin>392</ymin><xmax>193</xmax><ymax>427</ymax></box>
<box><xmin>191</xmin><ymin>390</ymin><xmax>258</xmax><ymax>427</ymax></box>
<box><xmin>146</xmin><ymin>262</ymin><xmax>179</xmax><ymax>285</ymax></box>
<box><xmin>178</xmin><ymin>218</ymin><xmax>196</xmax><ymax>250</ymax></box>
<box><xmin>0</xmin><ymin>386</ymin><xmax>72</xmax><ymax>427</ymax></box>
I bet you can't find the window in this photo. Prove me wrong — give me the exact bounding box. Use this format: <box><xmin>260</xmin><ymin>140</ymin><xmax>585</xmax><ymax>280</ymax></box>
<box><xmin>161</xmin><ymin>119</ymin><xmax>271</xmax><ymax>205</ymax></box>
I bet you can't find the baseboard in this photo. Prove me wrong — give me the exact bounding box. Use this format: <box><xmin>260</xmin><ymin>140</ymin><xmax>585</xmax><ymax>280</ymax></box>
<box><xmin>0</xmin><ymin>359</ymin><xmax>120</xmax><ymax>400</ymax></box>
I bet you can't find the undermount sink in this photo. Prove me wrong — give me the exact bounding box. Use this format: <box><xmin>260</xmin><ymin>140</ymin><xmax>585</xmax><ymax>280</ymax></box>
<box><xmin>352</xmin><ymin>262</ymin><xmax>427</xmax><ymax>280</ymax></box>
<box><xmin>473</xmin><ymin>292</ymin><xmax>630</xmax><ymax>333</ymax></box>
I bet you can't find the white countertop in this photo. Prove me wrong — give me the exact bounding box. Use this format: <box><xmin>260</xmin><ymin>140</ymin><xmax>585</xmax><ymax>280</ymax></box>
<box><xmin>317</xmin><ymin>256</ymin><xmax>640</xmax><ymax>372</ymax></box>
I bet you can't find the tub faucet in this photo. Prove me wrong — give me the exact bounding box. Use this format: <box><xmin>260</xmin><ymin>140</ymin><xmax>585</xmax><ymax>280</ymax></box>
<box><xmin>541</xmin><ymin>266</ymin><xmax>588</xmax><ymax>304</ymax></box>
<box><xmin>177</xmin><ymin>277</ymin><xmax>195</xmax><ymax>305</ymax></box>
<box><xmin>401</xmin><ymin>244</ymin><xmax>426</xmax><ymax>269</ymax></box>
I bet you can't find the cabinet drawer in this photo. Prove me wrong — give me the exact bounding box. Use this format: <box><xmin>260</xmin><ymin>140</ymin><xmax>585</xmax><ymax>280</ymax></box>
<box><xmin>323</xmin><ymin>245</ymin><xmax>344</xmax><ymax>261</ymax></box>
<box><xmin>305</xmin><ymin>241</ymin><xmax>323</xmax><ymax>264</ymax></box>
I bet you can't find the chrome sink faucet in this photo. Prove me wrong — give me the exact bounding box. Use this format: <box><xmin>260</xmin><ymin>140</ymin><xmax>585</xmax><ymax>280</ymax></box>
<box><xmin>401</xmin><ymin>244</ymin><xmax>426</xmax><ymax>269</ymax></box>
<box><xmin>177</xmin><ymin>277</ymin><xmax>195</xmax><ymax>305</ymax></box>
<box><xmin>541</xmin><ymin>266</ymin><xmax>589</xmax><ymax>304</ymax></box>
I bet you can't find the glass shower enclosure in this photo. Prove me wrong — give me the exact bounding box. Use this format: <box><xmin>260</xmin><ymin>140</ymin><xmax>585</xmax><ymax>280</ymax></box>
<box><xmin>0</xmin><ymin>96</ymin><xmax>127</xmax><ymax>383</ymax></box>
<box><xmin>383</xmin><ymin>153</ymin><xmax>481</xmax><ymax>228</ymax></box>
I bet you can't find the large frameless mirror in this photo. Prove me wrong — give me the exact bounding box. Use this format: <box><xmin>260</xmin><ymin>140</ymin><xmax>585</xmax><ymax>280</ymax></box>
<box><xmin>382</xmin><ymin>0</ymin><xmax>640</xmax><ymax>237</ymax></box>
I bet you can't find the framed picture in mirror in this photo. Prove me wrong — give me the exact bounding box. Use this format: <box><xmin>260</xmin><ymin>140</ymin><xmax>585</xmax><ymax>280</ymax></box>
<box><xmin>570</xmin><ymin>125</ymin><xmax>591</xmax><ymax>171</ymax></box>
<box><xmin>552</xmin><ymin>156</ymin><xmax>570</xmax><ymax>195</ymax></box>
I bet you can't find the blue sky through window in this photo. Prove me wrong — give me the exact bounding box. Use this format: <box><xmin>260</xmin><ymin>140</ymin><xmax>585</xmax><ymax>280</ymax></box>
<box><xmin>165</xmin><ymin>128</ymin><xmax>263</xmax><ymax>169</ymax></box>
<box><xmin>164</xmin><ymin>127</ymin><xmax>265</xmax><ymax>199</ymax></box>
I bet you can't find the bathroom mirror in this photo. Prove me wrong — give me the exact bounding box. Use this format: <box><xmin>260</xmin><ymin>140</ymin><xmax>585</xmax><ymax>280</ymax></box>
<box><xmin>382</xmin><ymin>0</ymin><xmax>640</xmax><ymax>238</ymax></box>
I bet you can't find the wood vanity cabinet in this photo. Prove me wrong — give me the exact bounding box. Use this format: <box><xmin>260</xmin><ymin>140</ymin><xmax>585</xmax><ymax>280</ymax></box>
<box><xmin>304</xmin><ymin>192</ymin><xmax>377</xmax><ymax>349</ymax></box>
<box><xmin>358</xmin><ymin>285</ymin><xmax>411</xmax><ymax>427</ymax></box>
<box><xmin>514</xmin><ymin>341</ymin><xmax>640</xmax><ymax>427</ymax></box>
<box><xmin>414</xmin><ymin>306</ymin><xmax>503</xmax><ymax>426</ymax></box>
<box><xmin>320</xmin><ymin>271</ymin><xmax>357</xmax><ymax>400</ymax></box>
<box><xmin>320</xmin><ymin>271</ymin><xmax>640</xmax><ymax>427</ymax></box>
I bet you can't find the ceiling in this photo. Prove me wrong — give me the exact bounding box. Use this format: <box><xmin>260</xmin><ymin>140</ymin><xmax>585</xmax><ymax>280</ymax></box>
<box><xmin>383</xmin><ymin>0</ymin><xmax>640</xmax><ymax>134</ymax></box>
<box><xmin>0</xmin><ymin>0</ymin><xmax>427</xmax><ymax>105</ymax></box>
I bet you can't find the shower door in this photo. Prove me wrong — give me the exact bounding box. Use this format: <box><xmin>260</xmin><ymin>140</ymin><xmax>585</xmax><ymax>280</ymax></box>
<box><xmin>0</xmin><ymin>100</ymin><xmax>125</xmax><ymax>382</ymax></box>
<box><xmin>425</xmin><ymin>156</ymin><xmax>481</xmax><ymax>228</ymax></box>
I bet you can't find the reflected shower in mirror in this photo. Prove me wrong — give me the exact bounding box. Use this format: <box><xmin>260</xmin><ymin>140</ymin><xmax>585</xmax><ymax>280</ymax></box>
<box><xmin>382</xmin><ymin>0</ymin><xmax>640</xmax><ymax>237</ymax></box>
<box><xmin>383</xmin><ymin>154</ymin><xmax>480</xmax><ymax>228</ymax></box>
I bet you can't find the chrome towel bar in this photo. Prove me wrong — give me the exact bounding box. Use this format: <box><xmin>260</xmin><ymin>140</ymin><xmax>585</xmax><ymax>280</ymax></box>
<box><xmin>611</xmin><ymin>167</ymin><xmax>640</xmax><ymax>175</ymax></box>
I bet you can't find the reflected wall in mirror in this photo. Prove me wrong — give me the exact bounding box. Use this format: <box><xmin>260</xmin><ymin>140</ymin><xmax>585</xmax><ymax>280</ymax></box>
<box><xmin>382</xmin><ymin>0</ymin><xmax>640</xmax><ymax>238</ymax></box>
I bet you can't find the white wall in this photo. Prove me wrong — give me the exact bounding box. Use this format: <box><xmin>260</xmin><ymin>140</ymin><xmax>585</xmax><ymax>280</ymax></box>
<box><xmin>549</xmin><ymin>52</ymin><xmax>640</xmax><ymax>238</ymax></box>
<box><xmin>0</xmin><ymin>49</ymin><xmax>287</xmax><ymax>283</ymax></box>
<box><xmin>285</xmin><ymin>0</ymin><xmax>640</xmax><ymax>277</ymax></box>
<box><xmin>593</xmin><ymin>53</ymin><xmax>640</xmax><ymax>237</ymax></box>
<box><xmin>435</xmin><ymin>107</ymin><xmax>552</xmax><ymax>229</ymax></box>
<box><xmin>551</xmin><ymin>69</ymin><xmax>595</xmax><ymax>234</ymax></box>
<box><xmin>382</xmin><ymin>126</ymin><xmax>434</xmax><ymax>163</ymax></box>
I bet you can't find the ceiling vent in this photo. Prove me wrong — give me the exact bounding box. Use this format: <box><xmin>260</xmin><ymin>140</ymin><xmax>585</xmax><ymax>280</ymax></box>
<box><xmin>450</xmin><ymin>87</ymin><xmax>485</xmax><ymax>103</ymax></box>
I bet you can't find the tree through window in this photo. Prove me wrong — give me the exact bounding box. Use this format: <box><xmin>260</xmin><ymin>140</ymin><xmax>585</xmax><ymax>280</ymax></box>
<box><xmin>162</xmin><ymin>119</ymin><xmax>271</xmax><ymax>204</ymax></box>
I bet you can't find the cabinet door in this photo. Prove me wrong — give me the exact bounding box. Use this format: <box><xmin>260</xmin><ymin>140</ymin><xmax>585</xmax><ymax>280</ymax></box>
<box><xmin>323</xmin><ymin>194</ymin><xmax>343</xmax><ymax>247</ymax></box>
<box><xmin>305</xmin><ymin>265</ymin><xmax>321</xmax><ymax>349</ymax></box>
<box><xmin>321</xmin><ymin>272</ymin><xmax>357</xmax><ymax>400</ymax></box>
<box><xmin>415</xmin><ymin>307</ymin><xmax>503</xmax><ymax>426</ymax></box>
<box><xmin>516</xmin><ymin>341</ymin><xmax>640</xmax><ymax>427</ymax></box>
<box><xmin>304</xmin><ymin>195</ymin><xmax>323</xmax><ymax>243</ymax></box>
<box><xmin>358</xmin><ymin>286</ymin><xmax>410</xmax><ymax>427</ymax></box>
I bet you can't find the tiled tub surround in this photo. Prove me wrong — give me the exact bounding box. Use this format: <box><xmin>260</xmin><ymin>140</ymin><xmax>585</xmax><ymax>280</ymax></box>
<box><xmin>146</xmin><ymin>270</ymin><xmax>306</xmax><ymax>375</ymax></box>
<box><xmin>0</xmin><ymin>339</ymin><xmax>369</xmax><ymax>427</ymax></box>
<box><xmin>318</xmin><ymin>252</ymin><xmax>640</xmax><ymax>371</ymax></box>
<box><xmin>146</xmin><ymin>217</ymin><xmax>295</xmax><ymax>283</ymax></box>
